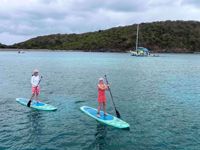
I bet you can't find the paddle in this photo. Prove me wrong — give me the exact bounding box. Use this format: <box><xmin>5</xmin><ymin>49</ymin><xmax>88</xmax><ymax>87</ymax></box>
<box><xmin>27</xmin><ymin>76</ymin><xmax>42</xmax><ymax>107</ymax></box>
<box><xmin>104</xmin><ymin>75</ymin><xmax>121</xmax><ymax>118</ymax></box>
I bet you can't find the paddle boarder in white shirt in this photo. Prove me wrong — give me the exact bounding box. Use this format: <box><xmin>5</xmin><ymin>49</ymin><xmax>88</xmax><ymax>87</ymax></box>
<box><xmin>31</xmin><ymin>69</ymin><xmax>41</xmax><ymax>103</ymax></box>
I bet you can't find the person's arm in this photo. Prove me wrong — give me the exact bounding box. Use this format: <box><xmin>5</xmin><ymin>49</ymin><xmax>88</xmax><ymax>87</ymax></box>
<box><xmin>31</xmin><ymin>76</ymin><xmax>34</xmax><ymax>86</ymax></box>
<box><xmin>97</xmin><ymin>84</ymin><xmax>102</xmax><ymax>90</ymax></box>
<box><xmin>98</xmin><ymin>84</ymin><xmax>107</xmax><ymax>90</ymax></box>
<box><xmin>105</xmin><ymin>84</ymin><xmax>110</xmax><ymax>90</ymax></box>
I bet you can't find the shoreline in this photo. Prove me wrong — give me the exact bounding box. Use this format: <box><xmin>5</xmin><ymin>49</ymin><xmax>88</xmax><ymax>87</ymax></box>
<box><xmin>0</xmin><ymin>48</ymin><xmax>199</xmax><ymax>54</ymax></box>
<box><xmin>0</xmin><ymin>48</ymin><xmax>124</xmax><ymax>52</ymax></box>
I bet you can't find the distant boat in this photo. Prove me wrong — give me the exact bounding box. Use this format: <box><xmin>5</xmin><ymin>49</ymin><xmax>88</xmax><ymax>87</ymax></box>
<box><xmin>130</xmin><ymin>24</ymin><xmax>150</xmax><ymax>56</ymax></box>
<box><xmin>130</xmin><ymin>47</ymin><xmax>150</xmax><ymax>56</ymax></box>
<box><xmin>18</xmin><ymin>50</ymin><xmax>25</xmax><ymax>54</ymax></box>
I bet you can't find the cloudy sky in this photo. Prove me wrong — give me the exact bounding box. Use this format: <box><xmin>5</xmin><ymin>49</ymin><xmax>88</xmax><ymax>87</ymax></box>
<box><xmin>0</xmin><ymin>0</ymin><xmax>199</xmax><ymax>45</ymax></box>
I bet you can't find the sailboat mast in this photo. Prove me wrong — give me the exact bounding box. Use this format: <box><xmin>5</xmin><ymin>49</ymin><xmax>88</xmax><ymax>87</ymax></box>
<box><xmin>135</xmin><ymin>24</ymin><xmax>139</xmax><ymax>51</ymax></box>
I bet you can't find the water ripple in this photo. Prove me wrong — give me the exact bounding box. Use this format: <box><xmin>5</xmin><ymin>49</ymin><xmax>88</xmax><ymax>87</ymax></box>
<box><xmin>0</xmin><ymin>52</ymin><xmax>200</xmax><ymax>149</ymax></box>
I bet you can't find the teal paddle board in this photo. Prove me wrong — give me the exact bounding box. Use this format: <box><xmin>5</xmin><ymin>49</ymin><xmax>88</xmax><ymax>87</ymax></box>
<box><xmin>16</xmin><ymin>98</ymin><xmax>57</xmax><ymax>111</ymax></box>
<box><xmin>80</xmin><ymin>106</ymin><xmax>130</xmax><ymax>129</ymax></box>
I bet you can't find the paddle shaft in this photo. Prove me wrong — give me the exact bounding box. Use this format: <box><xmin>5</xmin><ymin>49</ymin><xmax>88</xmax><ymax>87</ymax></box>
<box><xmin>104</xmin><ymin>75</ymin><xmax>121</xmax><ymax>118</ymax></box>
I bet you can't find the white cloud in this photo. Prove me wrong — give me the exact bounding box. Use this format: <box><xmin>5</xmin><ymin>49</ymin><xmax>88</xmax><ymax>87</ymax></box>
<box><xmin>181</xmin><ymin>0</ymin><xmax>200</xmax><ymax>7</ymax></box>
<box><xmin>0</xmin><ymin>0</ymin><xmax>199</xmax><ymax>45</ymax></box>
<box><xmin>0</xmin><ymin>32</ymin><xmax>33</xmax><ymax>45</ymax></box>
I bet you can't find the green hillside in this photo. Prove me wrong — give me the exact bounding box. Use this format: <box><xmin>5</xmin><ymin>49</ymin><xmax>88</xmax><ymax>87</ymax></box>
<box><xmin>10</xmin><ymin>20</ymin><xmax>200</xmax><ymax>53</ymax></box>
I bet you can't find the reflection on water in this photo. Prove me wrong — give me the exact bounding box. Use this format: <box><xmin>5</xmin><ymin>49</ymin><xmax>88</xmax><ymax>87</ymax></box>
<box><xmin>74</xmin><ymin>100</ymin><xmax>86</xmax><ymax>104</ymax></box>
<box><xmin>27</xmin><ymin>111</ymin><xmax>43</xmax><ymax>148</ymax></box>
<box><xmin>85</xmin><ymin>123</ymin><xmax>107</xmax><ymax>150</ymax></box>
<box><xmin>94</xmin><ymin>123</ymin><xmax>107</xmax><ymax>150</ymax></box>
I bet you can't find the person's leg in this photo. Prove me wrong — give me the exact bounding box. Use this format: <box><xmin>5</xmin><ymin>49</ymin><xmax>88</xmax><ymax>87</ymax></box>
<box><xmin>36</xmin><ymin>87</ymin><xmax>40</xmax><ymax>102</ymax></box>
<box><xmin>97</xmin><ymin>102</ymin><xmax>102</xmax><ymax>117</ymax></box>
<box><xmin>36</xmin><ymin>94</ymin><xmax>39</xmax><ymax>102</ymax></box>
<box><xmin>31</xmin><ymin>87</ymin><xmax>36</xmax><ymax>101</ymax></box>
<box><xmin>97</xmin><ymin>102</ymin><xmax>101</xmax><ymax>113</ymax></box>
<box><xmin>28</xmin><ymin>87</ymin><xmax>37</xmax><ymax>107</ymax></box>
<box><xmin>31</xmin><ymin>93</ymin><xmax>35</xmax><ymax>101</ymax></box>
<box><xmin>103</xmin><ymin>102</ymin><xmax>107</xmax><ymax>115</ymax></box>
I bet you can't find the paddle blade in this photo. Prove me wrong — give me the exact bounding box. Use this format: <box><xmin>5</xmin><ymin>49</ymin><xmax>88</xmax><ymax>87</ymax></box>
<box><xmin>116</xmin><ymin>109</ymin><xmax>121</xmax><ymax>118</ymax></box>
<box><xmin>27</xmin><ymin>100</ymin><xmax>31</xmax><ymax>107</ymax></box>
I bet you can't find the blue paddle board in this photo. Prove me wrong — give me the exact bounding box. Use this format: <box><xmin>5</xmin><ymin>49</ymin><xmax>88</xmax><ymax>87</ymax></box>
<box><xmin>80</xmin><ymin>106</ymin><xmax>130</xmax><ymax>129</ymax></box>
<box><xmin>16</xmin><ymin>98</ymin><xmax>57</xmax><ymax>111</ymax></box>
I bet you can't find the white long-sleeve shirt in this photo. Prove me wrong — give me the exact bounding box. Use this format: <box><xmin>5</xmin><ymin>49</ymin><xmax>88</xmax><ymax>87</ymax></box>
<box><xmin>31</xmin><ymin>75</ymin><xmax>40</xmax><ymax>87</ymax></box>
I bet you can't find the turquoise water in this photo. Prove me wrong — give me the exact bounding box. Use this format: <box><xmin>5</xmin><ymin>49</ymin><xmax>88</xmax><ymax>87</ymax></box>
<box><xmin>1</xmin><ymin>51</ymin><xmax>200</xmax><ymax>150</ymax></box>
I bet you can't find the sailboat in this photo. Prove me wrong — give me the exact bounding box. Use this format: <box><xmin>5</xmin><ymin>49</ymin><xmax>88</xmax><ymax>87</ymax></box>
<box><xmin>130</xmin><ymin>24</ymin><xmax>149</xmax><ymax>56</ymax></box>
